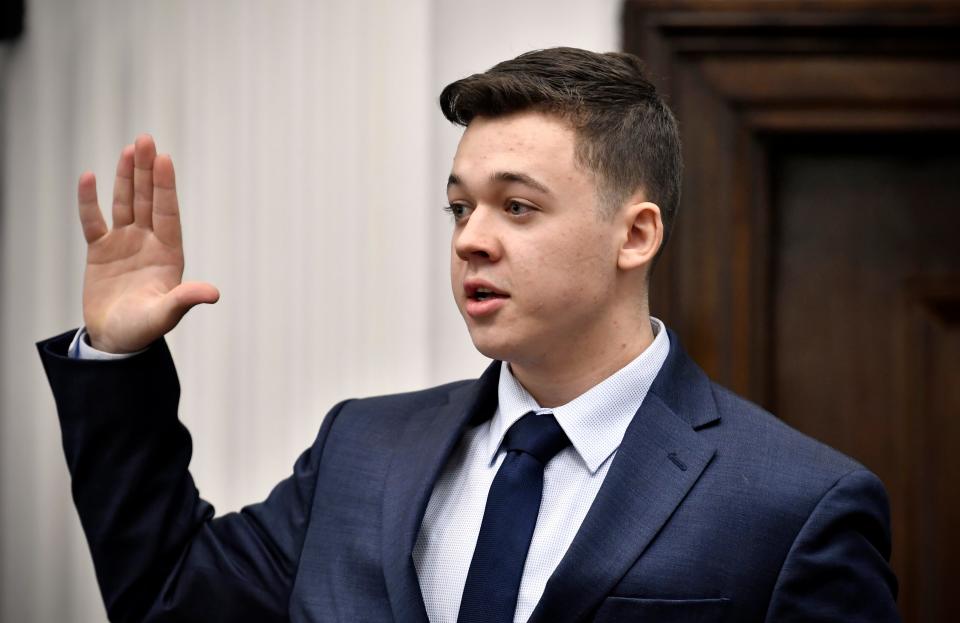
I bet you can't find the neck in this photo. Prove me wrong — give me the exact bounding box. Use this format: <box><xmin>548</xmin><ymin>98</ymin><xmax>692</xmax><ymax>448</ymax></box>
<box><xmin>509</xmin><ymin>312</ymin><xmax>655</xmax><ymax>408</ymax></box>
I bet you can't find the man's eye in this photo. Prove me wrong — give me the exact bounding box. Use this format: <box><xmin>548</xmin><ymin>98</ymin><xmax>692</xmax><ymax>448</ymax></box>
<box><xmin>507</xmin><ymin>201</ymin><xmax>532</xmax><ymax>216</ymax></box>
<box><xmin>443</xmin><ymin>203</ymin><xmax>471</xmax><ymax>220</ymax></box>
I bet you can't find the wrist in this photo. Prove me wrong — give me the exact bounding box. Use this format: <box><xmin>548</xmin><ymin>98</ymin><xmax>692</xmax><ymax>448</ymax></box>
<box><xmin>77</xmin><ymin>328</ymin><xmax>146</xmax><ymax>360</ymax></box>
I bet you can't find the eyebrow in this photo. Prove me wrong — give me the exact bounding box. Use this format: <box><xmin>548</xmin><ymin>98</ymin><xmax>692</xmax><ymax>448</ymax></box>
<box><xmin>447</xmin><ymin>171</ymin><xmax>552</xmax><ymax>196</ymax></box>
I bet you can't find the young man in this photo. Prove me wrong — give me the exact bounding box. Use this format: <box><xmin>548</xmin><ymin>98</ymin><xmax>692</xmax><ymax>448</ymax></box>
<box><xmin>38</xmin><ymin>48</ymin><xmax>899</xmax><ymax>622</ymax></box>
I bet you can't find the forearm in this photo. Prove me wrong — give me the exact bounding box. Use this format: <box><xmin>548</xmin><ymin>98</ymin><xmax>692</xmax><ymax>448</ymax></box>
<box><xmin>38</xmin><ymin>330</ymin><xmax>215</xmax><ymax>620</ymax></box>
<box><xmin>37</xmin><ymin>329</ymin><xmax>332</xmax><ymax>622</ymax></box>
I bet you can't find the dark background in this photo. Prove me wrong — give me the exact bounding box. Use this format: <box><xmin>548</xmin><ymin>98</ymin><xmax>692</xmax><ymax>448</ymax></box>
<box><xmin>625</xmin><ymin>2</ymin><xmax>960</xmax><ymax>621</ymax></box>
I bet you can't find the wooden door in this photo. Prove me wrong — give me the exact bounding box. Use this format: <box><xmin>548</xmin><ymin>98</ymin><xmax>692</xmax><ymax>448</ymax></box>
<box><xmin>624</xmin><ymin>3</ymin><xmax>960</xmax><ymax>621</ymax></box>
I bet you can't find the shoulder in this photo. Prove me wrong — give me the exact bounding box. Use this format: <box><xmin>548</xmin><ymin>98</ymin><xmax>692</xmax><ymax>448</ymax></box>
<box><xmin>711</xmin><ymin>385</ymin><xmax>901</xmax><ymax>617</ymax></box>
<box><xmin>320</xmin><ymin>378</ymin><xmax>476</xmax><ymax>435</ymax></box>
<box><xmin>339</xmin><ymin>378</ymin><xmax>475</xmax><ymax>414</ymax></box>
<box><xmin>701</xmin><ymin>381</ymin><xmax>886</xmax><ymax>529</ymax></box>
<box><xmin>709</xmin><ymin>382</ymin><xmax>864</xmax><ymax>478</ymax></box>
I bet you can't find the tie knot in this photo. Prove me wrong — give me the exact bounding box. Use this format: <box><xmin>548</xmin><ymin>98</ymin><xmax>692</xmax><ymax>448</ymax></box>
<box><xmin>503</xmin><ymin>412</ymin><xmax>570</xmax><ymax>465</ymax></box>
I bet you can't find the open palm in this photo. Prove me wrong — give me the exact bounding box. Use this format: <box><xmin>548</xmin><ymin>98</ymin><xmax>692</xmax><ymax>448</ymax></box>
<box><xmin>78</xmin><ymin>135</ymin><xmax>219</xmax><ymax>353</ymax></box>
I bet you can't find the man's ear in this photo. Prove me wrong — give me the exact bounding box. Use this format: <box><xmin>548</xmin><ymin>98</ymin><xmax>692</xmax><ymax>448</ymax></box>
<box><xmin>617</xmin><ymin>199</ymin><xmax>663</xmax><ymax>273</ymax></box>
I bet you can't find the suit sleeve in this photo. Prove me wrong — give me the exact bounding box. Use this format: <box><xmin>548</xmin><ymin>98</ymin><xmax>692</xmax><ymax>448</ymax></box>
<box><xmin>764</xmin><ymin>468</ymin><xmax>901</xmax><ymax>622</ymax></box>
<box><xmin>37</xmin><ymin>329</ymin><xmax>346</xmax><ymax>623</ymax></box>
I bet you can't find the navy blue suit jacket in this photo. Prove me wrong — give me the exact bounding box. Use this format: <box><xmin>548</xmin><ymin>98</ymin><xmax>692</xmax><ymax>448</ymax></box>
<box><xmin>38</xmin><ymin>328</ymin><xmax>899</xmax><ymax>622</ymax></box>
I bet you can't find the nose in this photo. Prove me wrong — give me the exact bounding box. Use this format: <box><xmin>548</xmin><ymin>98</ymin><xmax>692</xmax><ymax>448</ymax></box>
<box><xmin>453</xmin><ymin>206</ymin><xmax>502</xmax><ymax>262</ymax></box>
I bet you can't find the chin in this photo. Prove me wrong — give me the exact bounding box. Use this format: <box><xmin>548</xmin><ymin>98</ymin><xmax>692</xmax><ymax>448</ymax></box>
<box><xmin>466</xmin><ymin>328</ymin><xmax>521</xmax><ymax>363</ymax></box>
<box><xmin>469</xmin><ymin>338</ymin><xmax>511</xmax><ymax>362</ymax></box>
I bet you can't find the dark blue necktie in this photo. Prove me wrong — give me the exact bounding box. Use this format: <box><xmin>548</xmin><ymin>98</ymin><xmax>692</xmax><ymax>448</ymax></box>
<box><xmin>457</xmin><ymin>411</ymin><xmax>571</xmax><ymax>623</ymax></box>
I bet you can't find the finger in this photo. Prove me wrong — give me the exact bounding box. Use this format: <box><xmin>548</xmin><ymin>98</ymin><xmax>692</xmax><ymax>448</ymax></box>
<box><xmin>157</xmin><ymin>281</ymin><xmax>221</xmax><ymax>332</ymax></box>
<box><xmin>153</xmin><ymin>153</ymin><xmax>182</xmax><ymax>247</ymax></box>
<box><xmin>111</xmin><ymin>144</ymin><xmax>135</xmax><ymax>227</ymax></box>
<box><xmin>77</xmin><ymin>172</ymin><xmax>108</xmax><ymax>243</ymax></box>
<box><xmin>133</xmin><ymin>134</ymin><xmax>157</xmax><ymax>228</ymax></box>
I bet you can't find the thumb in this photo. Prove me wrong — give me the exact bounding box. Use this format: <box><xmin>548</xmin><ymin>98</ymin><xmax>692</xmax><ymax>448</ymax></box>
<box><xmin>158</xmin><ymin>281</ymin><xmax>221</xmax><ymax>331</ymax></box>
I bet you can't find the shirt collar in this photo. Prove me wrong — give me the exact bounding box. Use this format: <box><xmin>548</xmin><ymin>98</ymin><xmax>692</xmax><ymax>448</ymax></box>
<box><xmin>487</xmin><ymin>317</ymin><xmax>671</xmax><ymax>473</ymax></box>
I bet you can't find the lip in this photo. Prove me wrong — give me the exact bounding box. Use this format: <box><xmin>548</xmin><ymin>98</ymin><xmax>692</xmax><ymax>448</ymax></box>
<box><xmin>463</xmin><ymin>278</ymin><xmax>509</xmax><ymax>318</ymax></box>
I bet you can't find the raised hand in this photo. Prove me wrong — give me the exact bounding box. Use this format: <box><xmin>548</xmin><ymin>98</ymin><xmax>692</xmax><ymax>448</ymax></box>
<box><xmin>78</xmin><ymin>134</ymin><xmax>219</xmax><ymax>353</ymax></box>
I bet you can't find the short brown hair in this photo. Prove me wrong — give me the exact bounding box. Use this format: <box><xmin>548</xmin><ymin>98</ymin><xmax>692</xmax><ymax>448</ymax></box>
<box><xmin>439</xmin><ymin>47</ymin><xmax>682</xmax><ymax>260</ymax></box>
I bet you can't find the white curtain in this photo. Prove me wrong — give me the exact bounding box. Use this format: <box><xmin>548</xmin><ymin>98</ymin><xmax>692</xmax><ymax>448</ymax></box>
<box><xmin>0</xmin><ymin>1</ymin><xmax>618</xmax><ymax>620</ymax></box>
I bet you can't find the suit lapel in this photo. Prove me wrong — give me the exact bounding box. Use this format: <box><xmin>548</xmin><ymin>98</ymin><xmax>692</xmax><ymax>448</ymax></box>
<box><xmin>380</xmin><ymin>361</ymin><xmax>500</xmax><ymax>623</ymax></box>
<box><xmin>530</xmin><ymin>331</ymin><xmax>721</xmax><ymax>623</ymax></box>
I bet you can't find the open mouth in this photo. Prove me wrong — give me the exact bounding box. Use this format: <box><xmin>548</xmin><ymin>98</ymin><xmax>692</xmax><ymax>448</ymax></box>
<box><xmin>465</xmin><ymin>282</ymin><xmax>509</xmax><ymax>301</ymax></box>
<box><xmin>472</xmin><ymin>287</ymin><xmax>503</xmax><ymax>302</ymax></box>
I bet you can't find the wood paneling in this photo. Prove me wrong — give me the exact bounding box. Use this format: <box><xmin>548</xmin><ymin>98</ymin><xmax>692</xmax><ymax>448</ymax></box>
<box><xmin>905</xmin><ymin>283</ymin><xmax>960</xmax><ymax>622</ymax></box>
<box><xmin>624</xmin><ymin>3</ymin><xmax>960</xmax><ymax>621</ymax></box>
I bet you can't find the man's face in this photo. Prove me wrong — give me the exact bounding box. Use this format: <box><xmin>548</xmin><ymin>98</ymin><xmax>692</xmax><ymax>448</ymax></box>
<box><xmin>447</xmin><ymin>111</ymin><xmax>624</xmax><ymax>367</ymax></box>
